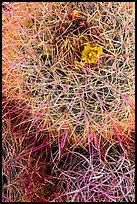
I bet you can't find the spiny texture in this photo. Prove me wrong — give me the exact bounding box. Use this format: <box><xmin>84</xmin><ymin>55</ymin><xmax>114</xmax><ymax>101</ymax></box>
<box><xmin>2</xmin><ymin>2</ymin><xmax>135</xmax><ymax>202</ymax></box>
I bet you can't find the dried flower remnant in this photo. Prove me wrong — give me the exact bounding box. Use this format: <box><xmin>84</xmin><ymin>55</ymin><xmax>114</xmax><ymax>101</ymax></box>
<box><xmin>68</xmin><ymin>9</ymin><xmax>80</xmax><ymax>20</ymax></box>
<box><xmin>92</xmin><ymin>28</ymin><xmax>100</xmax><ymax>36</ymax></box>
<box><xmin>81</xmin><ymin>43</ymin><xmax>103</xmax><ymax>63</ymax></box>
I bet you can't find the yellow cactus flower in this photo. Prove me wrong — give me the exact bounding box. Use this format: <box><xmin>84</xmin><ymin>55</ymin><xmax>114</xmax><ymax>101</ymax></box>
<box><xmin>81</xmin><ymin>43</ymin><xmax>103</xmax><ymax>63</ymax></box>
